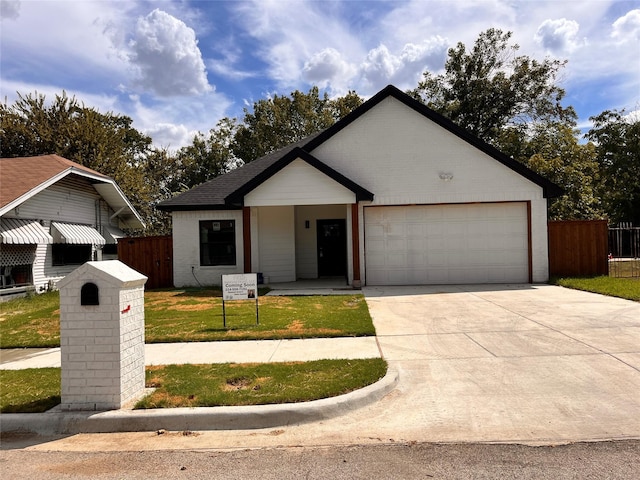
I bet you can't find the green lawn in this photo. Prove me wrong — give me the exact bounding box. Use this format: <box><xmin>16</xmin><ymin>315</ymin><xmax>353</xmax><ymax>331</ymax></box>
<box><xmin>0</xmin><ymin>289</ymin><xmax>375</xmax><ymax>348</ymax></box>
<box><xmin>552</xmin><ymin>276</ymin><xmax>640</xmax><ymax>302</ymax></box>
<box><xmin>1</xmin><ymin>288</ymin><xmax>383</xmax><ymax>413</ymax></box>
<box><xmin>0</xmin><ymin>359</ymin><xmax>387</xmax><ymax>413</ymax></box>
<box><xmin>0</xmin><ymin>368</ymin><xmax>61</xmax><ymax>413</ymax></box>
<box><xmin>137</xmin><ymin>358</ymin><xmax>387</xmax><ymax>409</ymax></box>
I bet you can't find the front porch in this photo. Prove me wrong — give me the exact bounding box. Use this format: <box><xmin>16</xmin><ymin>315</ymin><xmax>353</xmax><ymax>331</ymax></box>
<box><xmin>246</xmin><ymin>203</ymin><xmax>362</xmax><ymax>287</ymax></box>
<box><xmin>266</xmin><ymin>276</ymin><xmax>357</xmax><ymax>296</ymax></box>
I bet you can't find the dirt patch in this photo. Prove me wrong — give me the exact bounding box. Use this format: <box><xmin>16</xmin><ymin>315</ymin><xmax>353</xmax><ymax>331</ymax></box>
<box><xmin>225</xmin><ymin>376</ymin><xmax>252</xmax><ymax>390</ymax></box>
<box><xmin>168</xmin><ymin>303</ymin><xmax>215</xmax><ymax>312</ymax></box>
<box><xmin>286</xmin><ymin>319</ymin><xmax>305</xmax><ymax>334</ymax></box>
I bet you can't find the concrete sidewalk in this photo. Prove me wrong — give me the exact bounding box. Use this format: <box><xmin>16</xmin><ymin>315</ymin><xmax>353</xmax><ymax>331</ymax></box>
<box><xmin>0</xmin><ymin>337</ymin><xmax>381</xmax><ymax>370</ymax></box>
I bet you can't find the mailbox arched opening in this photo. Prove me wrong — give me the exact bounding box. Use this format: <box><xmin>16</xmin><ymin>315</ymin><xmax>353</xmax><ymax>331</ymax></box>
<box><xmin>81</xmin><ymin>282</ymin><xmax>99</xmax><ymax>306</ymax></box>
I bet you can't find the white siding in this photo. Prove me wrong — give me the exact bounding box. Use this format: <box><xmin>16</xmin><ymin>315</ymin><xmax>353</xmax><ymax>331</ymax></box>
<box><xmin>294</xmin><ymin>205</ymin><xmax>348</xmax><ymax>279</ymax></box>
<box><xmin>257</xmin><ymin>206</ymin><xmax>295</xmax><ymax>283</ymax></box>
<box><xmin>4</xmin><ymin>177</ymin><xmax>119</xmax><ymax>291</ymax></box>
<box><xmin>312</xmin><ymin>97</ymin><xmax>544</xmax><ymax>205</ymax></box>
<box><xmin>311</xmin><ymin>97</ymin><xmax>549</xmax><ymax>284</ymax></box>
<box><xmin>172</xmin><ymin>210</ymin><xmax>244</xmax><ymax>287</ymax></box>
<box><xmin>244</xmin><ymin>159</ymin><xmax>356</xmax><ymax>206</ymax></box>
<box><xmin>17</xmin><ymin>177</ymin><xmax>100</xmax><ymax>224</ymax></box>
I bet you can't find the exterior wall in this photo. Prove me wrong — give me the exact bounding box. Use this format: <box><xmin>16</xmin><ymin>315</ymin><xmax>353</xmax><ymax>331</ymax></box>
<box><xmin>245</xmin><ymin>159</ymin><xmax>356</xmax><ymax>206</ymax></box>
<box><xmin>294</xmin><ymin>204</ymin><xmax>348</xmax><ymax>279</ymax></box>
<box><xmin>312</xmin><ymin>97</ymin><xmax>544</xmax><ymax>205</ymax></box>
<box><xmin>2</xmin><ymin>176</ymin><xmax>121</xmax><ymax>292</ymax></box>
<box><xmin>531</xmin><ymin>198</ymin><xmax>550</xmax><ymax>282</ymax></box>
<box><xmin>311</xmin><ymin>97</ymin><xmax>549</xmax><ymax>284</ymax></box>
<box><xmin>172</xmin><ymin>209</ymin><xmax>244</xmax><ymax>287</ymax></box>
<box><xmin>255</xmin><ymin>206</ymin><xmax>296</xmax><ymax>283</ymax></box>
<box><xmin>58</xmin><ymin>262</ymin><xmax>146</xmax><ymax>411</ymax></box>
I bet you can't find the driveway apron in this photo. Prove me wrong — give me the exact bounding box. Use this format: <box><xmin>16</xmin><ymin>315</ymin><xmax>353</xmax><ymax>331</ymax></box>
<box><xmin>354</xmin><ymin>284</ymin><xmax>640</xmax><ymax>443</ymax></box>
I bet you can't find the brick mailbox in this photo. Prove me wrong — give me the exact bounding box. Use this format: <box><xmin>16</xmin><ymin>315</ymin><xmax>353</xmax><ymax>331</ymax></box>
<box><xmin>58</xmin><ymin>260</ymin><xmax>148</xmax><ymax>411</ymax></box>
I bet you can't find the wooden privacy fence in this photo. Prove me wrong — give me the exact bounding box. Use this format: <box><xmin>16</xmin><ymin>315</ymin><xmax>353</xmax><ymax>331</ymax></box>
<box><xmin>548</xmin><ymin>220</ymin><xmax>609</xmax><ymax>277</ymax></box>
<box><xmin>117</xmin><ymin>236</ymin><xmax>173</xmax><ymax>289</ymax></box>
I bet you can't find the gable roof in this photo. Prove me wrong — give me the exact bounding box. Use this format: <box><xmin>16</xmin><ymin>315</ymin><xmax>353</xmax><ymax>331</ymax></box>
<box><xmin>158</xmin><ymin>85</ymin><xmax>562</xmax><ymax>212</ymax></box>
<box><xmin>0</xmin><ymin>154</ymin><xmax>145</xmax><ymax>229</ymax></box>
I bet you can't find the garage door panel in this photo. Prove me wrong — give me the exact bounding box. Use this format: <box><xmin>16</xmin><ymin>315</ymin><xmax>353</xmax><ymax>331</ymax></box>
<box><xmin>364</xmin><ymin>203</ymin><xmax>528</xmax><ymax>285</ymax></box>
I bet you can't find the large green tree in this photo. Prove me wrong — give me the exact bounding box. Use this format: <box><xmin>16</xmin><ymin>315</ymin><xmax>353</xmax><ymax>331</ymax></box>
<box><xmin>521</xmin><ymin>122</ymin><xmax>603</xmax><ymax>220</ymax></box>
<box><xmin>410</xmin><ymin>28</ymin><xmax>576</xmax><ymax>148</ymax></box>
<box><xmin>587</xmin><ymin>110</ymin><xmax>640</xmax><ymax>225</ymax></box>
<box><xmin>1</xmin><ymin>91</ymin><xmax>153</xmax><ymax>231</ymax></box>
<box><xmin>232</xmin><ymin>87</ymin><xmax>363</xmax><ymax>162</ymax></box>
<box><xmin>174</xmin><ymin>117</ymin><xmax>240</xmax><ymax>190</ymax></box>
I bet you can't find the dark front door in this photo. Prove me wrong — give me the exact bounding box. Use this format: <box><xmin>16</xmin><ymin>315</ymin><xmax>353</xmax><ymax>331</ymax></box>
<box><xmin>317</xmin><ymin>219</ymin><xmax>347</xmax><ymax>277</ymax></box>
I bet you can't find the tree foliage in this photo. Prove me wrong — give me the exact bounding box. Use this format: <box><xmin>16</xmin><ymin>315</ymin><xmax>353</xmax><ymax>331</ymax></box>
<box><xmin>174</xmin><ymin>117</ymin><xmax>240</xmax><ymax>190</ymax></box>
<box><xmin>232</xmin><ymin>87</ymin><xmax>362</xmax><ymax>162</ymax></box>
<box><xmin>520</xmin><ymin>122</ymin><xmax>602</xmax><ymax>220</ymax></box>
<box><xmin>411</xmin><ymin>28</ymin><xmax>576</xmax><ymax>147</ymax></box>
<box><xmin>1</xmin><ymin>91</ymin><xmax>155</xmax><ymax>231</ymax></box>
<box><xmin>587</xmin><ymin>110</ymin><xmax>640</xmax><ymax>225</ymax></box>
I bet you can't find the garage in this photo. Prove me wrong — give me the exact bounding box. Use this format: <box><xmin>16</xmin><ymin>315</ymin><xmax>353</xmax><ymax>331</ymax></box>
<box><xmin>364</xmin><ymin>203</ymin><xmax>529</xmax><ymax>285</ymax></box>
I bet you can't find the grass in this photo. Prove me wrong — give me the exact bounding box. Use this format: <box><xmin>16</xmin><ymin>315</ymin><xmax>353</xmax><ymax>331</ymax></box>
<box><xmin>552</xmin><ymin>276</ymin><xmax>640</xmax><ymax>302</ymax></box>
<box><xmin>0</xmin><ymin>291</ymin><xmax>61</xmax><ymax>348</ymax></box>
<box><xmin>0</xmin><ymin>359</ymin><xmax>387</xmax><ymax>412</ymax></box>
<box><xmin>0</xmin><ymin>288</ymin><xmax>375</xmax><ymax>348</ymax></box>
<box><xmin>0</xmin><ymin>368</ymin><xmax>61</xmax><ymax>413</ymax></box>
<box><xmin>136</xmin><ymin>358</ymin><xmax>387</xmax><ymax>409</ymax></box>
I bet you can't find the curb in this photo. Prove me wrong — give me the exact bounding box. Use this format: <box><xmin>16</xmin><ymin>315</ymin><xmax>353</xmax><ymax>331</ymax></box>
<box><xmin>0</xmin><ymin>366</ymin><xmax>399</xmax><ymax>435</ymax></box>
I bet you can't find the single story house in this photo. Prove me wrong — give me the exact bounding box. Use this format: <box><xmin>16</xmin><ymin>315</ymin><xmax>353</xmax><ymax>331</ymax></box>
<box><xmin>158</xmin><ymin>85</ymin><xmax>561</xmax><ymax>287</ymax></box>
<box><xmin>0</xmin><ymin>154</ymin><xmax>144</xmax><ymax>298</ymax></box>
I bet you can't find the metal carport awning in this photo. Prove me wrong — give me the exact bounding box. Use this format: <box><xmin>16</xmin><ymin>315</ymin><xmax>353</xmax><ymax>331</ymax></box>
<box><xmin>51</xmin><ymin>222</ymin><xmax>106</xmax><ymax>246</ymax></box>
<box><xmin>0</xmin><ymin>218</ymin><xmax>53</xmax><ymax>244</ymax></box>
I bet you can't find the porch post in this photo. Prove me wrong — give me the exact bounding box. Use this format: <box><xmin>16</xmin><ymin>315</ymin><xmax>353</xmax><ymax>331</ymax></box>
<box><xmin>243</xmin><ymin>207</ymin><xmax>251</xmax><ymax>273</ymax></box>
<box><xmin>351</xmin><ymin>203</ymin><xmax>361</xmax><ymax>287</ymax></box>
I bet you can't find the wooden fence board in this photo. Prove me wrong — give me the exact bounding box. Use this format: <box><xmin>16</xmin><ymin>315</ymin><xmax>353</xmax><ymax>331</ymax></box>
<box><xmin>548</xmin><ymin>220</ymin><xmax>609</xmax><ymax>277</ymax></box>
<box><xmin>117</xmin><ymin>236</ymin><xmax>173</xmax><ymax>289</ymax></box>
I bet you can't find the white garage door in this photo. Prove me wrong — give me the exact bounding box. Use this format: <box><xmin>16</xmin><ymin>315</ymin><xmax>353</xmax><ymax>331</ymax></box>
<box><xmin>364</xmin><ymin>203</ymin><xmax>529</xmax><ymax>285</ymax></box>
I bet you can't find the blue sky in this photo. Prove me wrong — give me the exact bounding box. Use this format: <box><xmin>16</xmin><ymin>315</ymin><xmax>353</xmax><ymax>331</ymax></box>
<box><xmin>1</xmin><ymin>0</ymin><xmax>639</xmax><ymax>150</ymax></box>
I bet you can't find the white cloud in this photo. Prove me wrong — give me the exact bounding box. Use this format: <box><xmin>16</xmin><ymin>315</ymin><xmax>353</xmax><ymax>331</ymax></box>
<box><xmin>359</xmin><ymin>38</ymin><xmax>448</xmax><ymax>91</ymax></box>
<box><xmin>0</xmin><ymin>0</ymin><xmax>20</xmax><ymax>20</ymax></box>
<box><xmin>128</xmin><ymin>9</ymin><xmax>211</xmax><ymax>96</ymax></box>
<box><xmin>612</xmin><ymin>9</ymin><xmax>640</xmax><ymax>41</ymax></box>
<box><xmin>231</xmin><ymin>0</ymin><xmax>365</xmax><ymax>89</ymax></box>
<box><xmin>302</xmin><ymin>48</ymin><xmax>356</xmax><ymax>88</ymax></box>
<box><xmin>127</xmin><ymin>91</ymin><xmax>233</xmax><ymax>149</ymax></box>
<box><xmin>534</xmin><ymin>18</ymin><xmax>584</xmax><ymax>53</ymax></box>
<box><xmin>623</xmin><ymin>108</ymin><xmax>640</xmax><ymax>123</ymax></box>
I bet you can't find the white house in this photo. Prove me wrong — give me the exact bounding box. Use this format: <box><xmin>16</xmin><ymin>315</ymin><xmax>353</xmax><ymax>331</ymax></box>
<box><xmin>158</xmin><ymin>85</ymin><xmax>561</xmax><ymax>288</ymax></box>
<box><xmin>0</xmin><ymin>154</ymin><xmax>144</xmax><ymax>298</ymax></box>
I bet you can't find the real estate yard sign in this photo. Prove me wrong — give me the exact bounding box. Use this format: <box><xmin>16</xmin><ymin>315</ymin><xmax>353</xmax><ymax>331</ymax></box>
<box><xmin>221</xmin><ymin>273</ymin><xmax>259</xmax><ymax>327</ymax></box>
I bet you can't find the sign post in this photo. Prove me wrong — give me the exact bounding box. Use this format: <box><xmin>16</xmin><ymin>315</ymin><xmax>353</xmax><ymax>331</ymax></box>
<box><xmin>221</xmin><ymin>273</ymin><xmax>259</xmax><ymax>327</ymax></box>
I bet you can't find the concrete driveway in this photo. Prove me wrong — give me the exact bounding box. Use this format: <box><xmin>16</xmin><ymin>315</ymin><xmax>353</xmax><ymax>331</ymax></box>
<box><xmin>356</xmin><ymin>283</ymin><xmax>640</xmax><ymax>443</ymax></box>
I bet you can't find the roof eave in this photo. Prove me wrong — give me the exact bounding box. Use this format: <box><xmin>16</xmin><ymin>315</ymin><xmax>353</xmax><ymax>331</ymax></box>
<box><xmin>302</xmin><ymin>84</ymin><xmax>563</xmax><ymax>199</ymax></box>
<box><xmin>157</xmin><ymin>203</ymin><xmax>240</xmax><ymax>212</ymax></box>
<box><xmin>224</xmin><ymin>147</ymin><xmax>373</xmax><ymax>205</ymax></box>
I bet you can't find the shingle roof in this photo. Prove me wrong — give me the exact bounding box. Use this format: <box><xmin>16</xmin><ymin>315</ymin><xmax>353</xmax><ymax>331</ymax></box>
<box><xmin>158</xmin><ymin>85</ymin><xmax>562</xmax><ymax>212</ymax></box>
<box><xmin>0</xmin><ymin>154</ymin><xmax>109</xmax><ymax>208</ymax></box>
<box><xmin>158</xmin><ymin>132</ymin><xmax>330</xmax><ymax>211</ymax></box>
<box><xmin>0</xmin><ymin>154</ymin><xmax>145</xmax><ymax>229</ymax></box>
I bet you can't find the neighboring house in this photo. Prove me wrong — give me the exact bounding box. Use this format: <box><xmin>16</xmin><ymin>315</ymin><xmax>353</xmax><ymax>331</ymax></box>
<box><xmin>0</xmin><ymin>154</ymin><xmax>144</xmax><ymax>298</ymax></box>
<box><xmin>158</xmin><ymin>85</ymin><xmax>562</xmax><ymax>288</ymax></box>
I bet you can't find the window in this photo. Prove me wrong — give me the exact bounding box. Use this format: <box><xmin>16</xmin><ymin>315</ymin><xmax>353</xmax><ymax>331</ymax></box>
<box><xmin>199</xmin><ymin>220</ymin><xmax>236</xmax><ymax>266</ymax></box>
<box><xmin>52</xmin><ymin>244</ymin><xmax>92</xmax><ymax>266</ymax></box>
